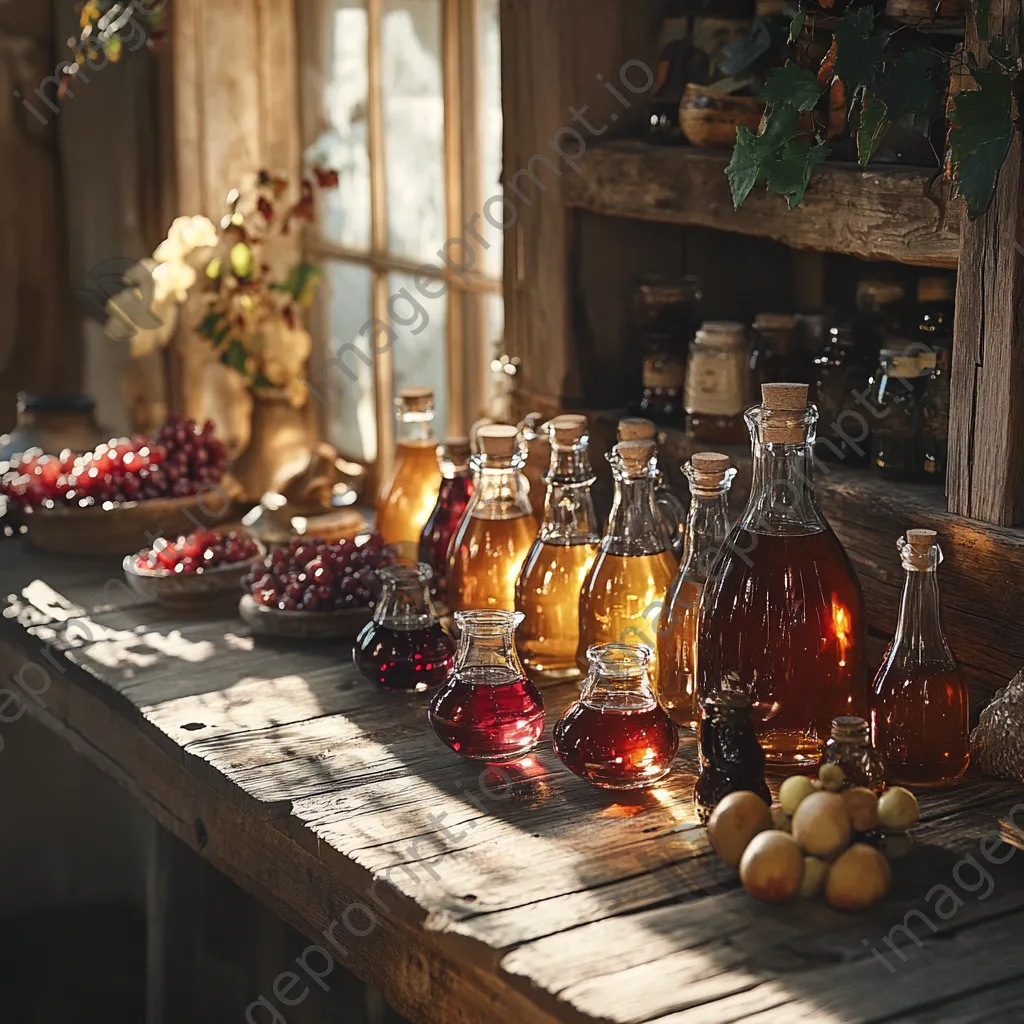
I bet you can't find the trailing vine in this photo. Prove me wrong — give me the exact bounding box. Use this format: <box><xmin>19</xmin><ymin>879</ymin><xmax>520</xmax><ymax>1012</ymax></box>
<box><xmin>725</xmin><ymin>1</ymin><xmax>1023</xmax><ymax>219</ymax></box>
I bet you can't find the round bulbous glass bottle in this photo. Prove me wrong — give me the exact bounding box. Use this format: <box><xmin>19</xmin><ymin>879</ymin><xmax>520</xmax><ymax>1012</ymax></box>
<box><xmin>822</xmin><ymin>716</ymin><xmax>886</xmax><ymax>794</ymax></box>
<box><xmin>428</xmin><ymin>609</ymin><xmax>545</xmax><ymax>762</ymax></box>
<box><xmin>418</xmin><ymin>437</ymin><xmax>474</xmax><ymax>607</ymax></box>
<box><xmin>553</xmin><ymin>643</ymin><xmax>679</xmax><ymax>790</ymax></box>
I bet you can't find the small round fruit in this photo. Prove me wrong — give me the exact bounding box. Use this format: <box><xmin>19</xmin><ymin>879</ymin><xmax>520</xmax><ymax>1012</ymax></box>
<box><xmin>779</xmin><ymin>775</ymin><xmax>817</xmax><ymax>816</ymax></box>
<box><xmin>841</xmin><ymin>787</ymin><xmax>880</xmax><ymax>833</ymax></box>
<box><xmin>706</xmin><ymin>791</ymin><xmax>772</xmax><ymax>869</ymax></box>
<box><xmin>792</xmin><ymin>791</ymin><xmax>852</xmax><ymax>858</ymax></box>
<box><xmin>819</xmin><ymin>762</ymin><xmax>846</xmax><ymax>793</ymax></box>
<box><xmin>739</xmin><ymin>831</ymin><xmax>803</xmax><ymax>903</ymax></box>
<box><xmin>878</xmin><ymin>787</ymin><xmax>919</xmax><ymax>833</ymax></box>
<box><xmin>799</xmin><ymin>856</ymin><xmax>829</xmax><ymax>898</ymax></box>
<box><xmin>879</xmin><ymin>833</ymin><xmax>915</xmax><ymax>861</ymax></box>
<box><xmin>826</xmin><ymin>844</ymin><xmax>892</xmax><ymax>910</ymax></box>
<box><xmin>770</xmin><ymin>805</ymin><xmax>792</xmax><ymax>833</ymax></box>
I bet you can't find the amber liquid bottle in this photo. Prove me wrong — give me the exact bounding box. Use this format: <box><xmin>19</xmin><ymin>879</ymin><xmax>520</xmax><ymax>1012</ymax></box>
<box><xmin>418</xmin><ymin>438</ymin><xmax>474</xmax><ymax>606</ymax></box>
<box><xmin>516</xmin><ymin>415</ymin><xmax>600</xmax><ymax>683</ymax></box>
<box><xmin>697</xmin><ymin>383</ymin><xmax>867</xmax><ymax>771</ymax></box>
<box><xmin>656</xmin><ymin>452</ymin><xmax>736</xmax><ymax>729</ymax></box>
<box><xmin>577</xmin><ymin>439</ymin><xmax>684</xmax><ymax>692</ymax></box>
<box><xmin>448</xmin><ymin>425</ymin><xmax>538</xmax><ymax>612</ymax></box>
<box><xmin>376</xmin><ymin>387</ymin><xmax>443</xmax><ymax>556</ymax></box>
<box><xmin>870</xmin><ymin>529</ymin><xmax>969</xmax><ymax>787</ymax></box>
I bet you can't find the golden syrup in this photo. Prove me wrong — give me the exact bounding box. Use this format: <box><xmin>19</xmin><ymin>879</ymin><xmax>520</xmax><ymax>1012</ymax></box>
<box><xmin>448</xmin><ymin>511</ymin><xmax>539</xmax><ymax>612</ymax></box>
<box><xmin>655</xmin><ymin>577</ymin><xmax>703</xmax><ymax>728</ymax></box>
<box><xmin>516</xmin><ymin>539</ymin><xmax>599</xmax><ymax>683</ymax></box>
<box><xmin>376</xmin><ymin>440</ymin><xmax>443</xmax><ymax>553</ymax></box>
<box><xmin>577</xmin><ymin>550</ymin><xmax>677</xmax><ymax>690</ymax></box>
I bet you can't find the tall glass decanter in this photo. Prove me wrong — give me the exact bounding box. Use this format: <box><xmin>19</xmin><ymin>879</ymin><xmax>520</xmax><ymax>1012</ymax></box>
<box><xmin>448</xmin><ymin>425</ymin><xmax>538</xmax><ymax>612</ymax></box>
<box><xmin>376</xmin><ymin>387</ymin><xmax>442</xmax><ymax>555</ymax></box>
<box><xmin>577</xmin><ymin>439</ymin><xmax>683</xmax><ymax>690</ymax></box>
<box><xmin>418</xmin><ymin>437</ymin><xmax>474</xmax><ymax>606</ymax></box>
<box><xmin>656</xmin><ymin>452</ymin><xmax>736</xmax><ymax>729</ymax></box>
<box><xmin>696</xmin><ymin>383</ymin><xmax>867</xmax><ymax>770</ymax></box>
<box><xmin>870</xmin><ymin>529</ymin><xmax>969</xmax><ymax>787</ymax></box>
<box><xmin>516</xmin><ymin>415</ymin><xmax>601</xmax><ymax>683</ymax></box>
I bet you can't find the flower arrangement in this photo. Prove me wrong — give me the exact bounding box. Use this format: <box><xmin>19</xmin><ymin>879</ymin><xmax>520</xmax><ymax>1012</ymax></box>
<box><xmin>65</xmin><ymin>1</ymin><xmax>169</xmax><ymax>82</ymax></box>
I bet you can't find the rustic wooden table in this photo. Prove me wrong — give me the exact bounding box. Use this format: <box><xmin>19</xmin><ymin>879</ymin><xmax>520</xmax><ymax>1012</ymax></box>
<box><xmin>4</xmin><ymin>540</ymin><xmax>1024</xmax><ymax>1023</ymax></box>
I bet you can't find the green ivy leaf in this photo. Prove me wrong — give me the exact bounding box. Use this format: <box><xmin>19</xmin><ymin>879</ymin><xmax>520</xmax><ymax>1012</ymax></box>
<box><xmin>725</xmin><ymin>106</ymin><xmax>802</xmax><ymax>208</ymax></box>
<box><xmin>765</xmin><ymin>138</ymin><xmax>831</xmax><ymax>208</ymax></box>
<box><xmin>221</xmin><ymin>339</ymin><xmax>250</xmax><ymax>375</ymax></box>
<box><xmin>720</xmin><ymin>19</ymin><xmax>773</xmax><ymax>78</ymax></box>
<box><xmin>759</xmin><ymin>64</ymin><xmax>822</xmax><ymax>111</ymax></box>
<box><xmin>833</xmin><ymin>6</ymin><xmax>888</xmax><ymax>91</ymax></box>
<box><xmin>857</xmin><ymin>90</ymin><xmax>893</xmax><ymax>167</ymax></box>
<box><xmin>788</xmin><ymin>11</ymin><xmax>806</xmax><ymax>45</ymax></box>
<box><xmin>873</xmin><ymin>48</ymin><xmax>946</xmax><ymax>127</ymax></box>
<box><xmin>949</xmin><ymin>65</ymin><xmax>1013</xmax><ymax>219</ymax></box>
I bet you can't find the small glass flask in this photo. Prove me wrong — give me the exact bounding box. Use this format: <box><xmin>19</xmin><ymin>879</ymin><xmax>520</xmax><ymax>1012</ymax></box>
<box><xmin>428</xmin><ymin>609</ymin><xmax>545</xmax><ymax>762</ymax></box>
<box><xmin>822</xmin><ymin>717</ymin><xmax>886</xmax><ymax>795</ymax></box>
<box><xmin>870</xmin><ymin>530</ymin><xmax>970</xmax><ymax>787</ymax></box>
<box><xmin>553</xmin><ymin>644</ymin><xmax>679</xmax><ymax>790</ymax></box>
<box><xmin>684</xmin><ymin>321</ymin><xmax>751</xmax><ymax>444</ymax></box>
<box><xmin>376</xmin><ymin>387</ymin><xmax>443</xmax><ymax>555</ymax></box>
<box><xmin>656</xmin><ymin>452</ymin><xmax>736</xmax><ymax>729</ymax></box>
<box><xmin>577</xmin><ymin>439</ymin><xmax>684</xmax><ymax>691</ymax></box>
<box><xmin>448</xmin><ymin>425</ymin><xmax>538</xmax><ymax>612</ymax></box>
<box><xmin>516</xmin><ymin>416</ymin><xmax>601</xmax><ymax>684</ymax></box>
<box><xmin>418</xmin><ymin>437</ymin><xmax>474</xmax><ymax>606</ymax></box>
<box><xmin>694</xmin><ymin>688</ymin><xmax>771</xmax><ymax>826</ymax></box>
<box><xmin>354</xmin><ymin>563</ymin><xmax>456</xmax><ymax>692</ymax></box>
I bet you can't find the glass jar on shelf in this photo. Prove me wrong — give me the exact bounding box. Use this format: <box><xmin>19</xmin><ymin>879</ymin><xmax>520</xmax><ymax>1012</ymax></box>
<box><xmin>870</xmin><ymin>346</ymin><xmax>931</xmax><ymax>482</ymax></box>
<box><xmin>821</xmin><ymin>716</ymin><xmax>886</xmax><ymax>794</ymax></box>
<box><xmin>684</xmin><ymin>321</ymin><xmax>751</xmax><ymax>444</ymax></box>
<box><xmin>418</xmin><ymin>437</ymin><xmax>474</xmax><ymax>606</ymax></box>
<box><xmin>811</xmin><ymin>318</ymin><xmax>873</xmax><ymax>466</ymax></box>
<box><xmin>750</xmin><ymin>313</ymin><xmax>803</xmax><ymax>390</ymax></box>
<box><xmin>638</xmin><ymin>332</ymin><xmax>688</xmax><ymax>427</ymax></box>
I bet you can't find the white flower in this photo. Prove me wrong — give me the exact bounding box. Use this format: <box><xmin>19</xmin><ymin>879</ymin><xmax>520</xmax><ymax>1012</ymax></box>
<box><xmin>154</xmin><ymin>216</ymin><xmax>219</xmax><ymax>263</ymax></box>
<box><xmin>152</xmin><ymin>259</ymin><xmax>197</xmax><ymax>304</ymax></box>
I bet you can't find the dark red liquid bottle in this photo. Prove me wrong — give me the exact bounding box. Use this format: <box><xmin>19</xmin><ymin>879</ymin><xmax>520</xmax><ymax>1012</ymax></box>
<box><xmin>353</xmin><ymin>563</ymin><xmax>455</xmax><ymax>692</ymax></box>
<box><xmin>553</xmin><ymin>643</ymin><xmax>678</xmax><ymax>790</ymax></box>
<box><xmin>418</xmin><ymin>438</ymin><xmax>474</xmax><ymax>606</ymax></box>
<box><xmin>428</xmin><ymin>610</ymin><xmax>545</xmax><ymax>762</ymax></box>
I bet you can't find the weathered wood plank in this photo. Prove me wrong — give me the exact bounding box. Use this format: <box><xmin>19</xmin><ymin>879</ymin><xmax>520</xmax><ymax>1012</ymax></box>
<box><xmin>563</xmin><ymin>141</ymin><xmax>961</xmax><ymax>269</ymax></box>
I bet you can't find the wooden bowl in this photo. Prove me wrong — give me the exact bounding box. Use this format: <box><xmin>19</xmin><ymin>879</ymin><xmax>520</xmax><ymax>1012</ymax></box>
<box><xmin>123</xmin><ymin>540</ymin><xmax>266</xmax><ymax>610</ymax></box>
<box><xmin>238</xmin><ymin>593</ymin><xmax>373</xmax><ymax>640</ymax></box>
<box><xmin>24</xmin><ymin>496</ymin><xmax>212</xmax><ymax>556</ymax></box>
<box><xmin>679</xmin><ymin>85</ymin><xmax>766</xmax><ymax>148</ymax></box>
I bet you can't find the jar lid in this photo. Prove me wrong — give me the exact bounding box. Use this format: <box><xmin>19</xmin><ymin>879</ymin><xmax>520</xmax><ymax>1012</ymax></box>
<box><xmin>695</xmin><ymin>321</ymin><xmax>746</xmax><ymax>349</ymax></box>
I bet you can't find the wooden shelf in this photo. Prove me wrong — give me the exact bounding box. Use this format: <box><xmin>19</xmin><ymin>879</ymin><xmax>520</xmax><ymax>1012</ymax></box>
<box><xmin>564</xmin><ymin>140</ymin><xmax>962</xmax><ymax>269</ymax></box>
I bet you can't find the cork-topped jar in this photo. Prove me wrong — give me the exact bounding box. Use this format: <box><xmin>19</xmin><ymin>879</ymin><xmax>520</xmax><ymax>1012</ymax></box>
<box><xmin>684</xmin><ymin>321</ymin><xmax>751</xmax><ymax>444</ymax></box>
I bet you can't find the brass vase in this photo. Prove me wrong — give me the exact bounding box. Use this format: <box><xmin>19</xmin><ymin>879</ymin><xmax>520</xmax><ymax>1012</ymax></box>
<box><xmin>230</xmin><ymin>387</ymin><xmax>312</xmax><ymax>501</ymax></box>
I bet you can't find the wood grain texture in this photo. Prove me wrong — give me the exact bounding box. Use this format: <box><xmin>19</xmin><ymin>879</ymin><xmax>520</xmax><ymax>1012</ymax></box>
<box><xmin>563</xmin><ymin>141</ymin><xmax>962</xmax><ymax>269</ymax></box>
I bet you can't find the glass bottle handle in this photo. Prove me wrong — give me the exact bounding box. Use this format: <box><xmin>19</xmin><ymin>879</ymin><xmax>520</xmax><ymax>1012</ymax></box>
<box><xmin>655</xmin><ymin>488</ymin><xmax>687</xmax><ymax>559</ymax></box>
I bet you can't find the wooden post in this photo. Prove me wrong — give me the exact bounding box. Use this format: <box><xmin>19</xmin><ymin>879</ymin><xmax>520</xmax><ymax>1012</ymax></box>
<box><xmin>948</xmin><ymin>0</ymin><xmax>1024</xmax><ymax>527</ymax></box>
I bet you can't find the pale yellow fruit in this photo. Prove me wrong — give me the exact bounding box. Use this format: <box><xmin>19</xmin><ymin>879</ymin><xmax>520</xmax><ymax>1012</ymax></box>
<box><xmin>819</xmin><ymin>762</ymin><xmax>846</xmax><ymax>793</ymax></box>
<box><xmin>739</xmin><ymin>831</ymin><xmax>804</xmax><ymax>903</ymax></box>
<box><xmin>799</xmin><ymin>856</ymin><xmax>829</xmax><ymax>898</ymax></box>
<box><xmin>792</xmin><ymin>791</ymin><xmax>852</xmax><ymax>858</ymax></box>
<box><xmin>841</xmin><ymin>787</ymin><xmax>880</xmax><ymax>833</ymax></box>
<box><xmin>770</xmin><ymin>805</ymin><xmax>792</xmax><ymax>833</ymax></box>
<box><xmin>826</xmin><ymin>843</ymin><xmax>892</xmax><ymax>910</ymax></box>
<box><xmin>779</xmin><ymin>775</ymin><xmax>817</xmax><ymax>816</ymax></box>
<box><xmin>878</xmin><ymin>787</ymin><xmax>920</xmax><ymax>833</ymax></box>
<box><xmin>880</xmin><ymin>833</ymin><xmax>915</xmax><ymax>861</ymax></box>
<box><xmin>707</xmin><ymin>791</ymin><xmax>772</xmax><ymax>868</ymax></box>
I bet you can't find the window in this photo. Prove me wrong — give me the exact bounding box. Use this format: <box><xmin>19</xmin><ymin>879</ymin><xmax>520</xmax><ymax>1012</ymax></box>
<box><xmin>300</xmin><ymin>0</ymin><xmax>503</xmax><ymax>479</ymax></box>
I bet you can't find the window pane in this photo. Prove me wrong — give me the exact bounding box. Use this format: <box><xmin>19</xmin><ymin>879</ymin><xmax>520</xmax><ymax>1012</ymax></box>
<box><xmin>482</xmin><ymin>292</ymin><xmax>507</xmax><ymax>418</ymax></box>
<box><xmin>389</xmin><ymin>271</ymin><xmax>448</xmax><ymax>434</ymax></box>
<box><xmin>324</xmin><ymin>261</ymin><xmax>377</xmax><ymax>462</ymax></box>
<box><xmin>306</xmin><ymin>0</ymin><xmax>372</xmax><ymax>251</ymax></box>
<box><xmin>477</xmin><ymin>0</ymin><xmax>503</xmax><ymax>279</ymax></box>
<box><xmin>382</xmin><ymin>0</ymin><xmax>446</xmax><ymax>263</ymax></box>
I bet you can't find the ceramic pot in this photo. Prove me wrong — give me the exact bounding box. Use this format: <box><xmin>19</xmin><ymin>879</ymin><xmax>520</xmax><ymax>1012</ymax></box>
<box><xmin>231</xmin><ymin>388</ymin><xmax>312</xmax><ymax>501</ymax></box>
<box><xmin>679</xmin><ymin>85</ymin><xmax>766</xmax><ymax>148</ymax></box>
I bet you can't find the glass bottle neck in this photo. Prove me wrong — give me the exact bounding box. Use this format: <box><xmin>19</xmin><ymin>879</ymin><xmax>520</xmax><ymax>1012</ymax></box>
<box><xmin>604</xmin><ymin>472</ymin><xmax>671</xmax><ymax>556</ymax></box>
<box><xmin>375</xmin><ymin>573</ymin><xmax>436</xmax><ymax>628</ymax></box>
<box><xmin>682</xmin><ymin>484</ymin><xmax>732</xmax><ymax>581</ymax></box>
<box><xmin>890</xmin><ymin>566</ymin><xmax>955</xmax><ymax>670</ymax></box>
<box><xmin>397</xmin><ymin>413</ymin><xmax>435</xmax><ymax>445</ymax></box>
<box><xmin>540</xmin><ymin>443</ymin><xmax>600</xmax><ymax>544</ymax></box>
<box><xmin>454</xmin><ymin>612</ymin><xmax>525</xmax><ymax>684</ymax></box>
<box><xmin>468</xmin><ymin>456</ymin><xmax>533</xmax><ymax>520</ymax></box>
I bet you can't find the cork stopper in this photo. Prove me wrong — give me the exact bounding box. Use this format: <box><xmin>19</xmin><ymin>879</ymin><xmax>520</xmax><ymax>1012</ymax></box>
<box><xmin>476</xmin><ymin>424</ymin><xmax>520</xmax><ymax>457</ymax></box>
<box><xmin>617</xmin><ymin>417</ymin><xmax>658</xmax><ymax>442</ymax></box>
<box><xmin>902</xmin><ymin>528</ymin><xmax>938</xmax><ymax>570</ymax></box>
<box><xmin>614</xmin><ymin>439</ymin><xmax>656</xmax><ymax>475</ymax></box>
<box><xmin>396</xmin><ymin>386</ymin><xmax>433</xmax><ymax>413</ymax></box>
<box><xmin>689</xmin><ymin>451</ymin><xmax>732</xmax><ymax>486</ymax></box>
<box><xmin>761</xmin><ymin>383</ymin><xmax>808</xmax><ymax>411</ymax></box>
<box><xmin>549</xmin><ymin>414</ymin><xmax>588</xmax><ymax>446</ymax></box>
<box><xmin>761</xmin><ymin>383</ymin><xmax>808</xmax><ymax>444</ymax></box>
<box><xmin>440</xmin><ymin>436</ymin><xmax>472</xmax><ymax>463</ymax></box>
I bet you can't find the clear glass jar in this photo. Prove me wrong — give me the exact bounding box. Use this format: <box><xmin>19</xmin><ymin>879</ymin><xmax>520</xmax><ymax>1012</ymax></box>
<box><xmin>822</xmin><ymin>716</ymin><xmax>886</xmax><ymax>794</ymax></box>
<box><xmin>515</xmin><ymin>416</ymin><xmax>601</xmax><ymax>684</ymax></box>
<box><xmin>685</xmin><ymin>321</ymin><xmax>751</xmax><ymax>444</ymax></box>
<box><xmin>418</xmin><ymin>437</ymin><xmax>474</xmax><ymax>606</ymax></box>
<box><xmin>870</xmin><ymin>347</ymin><xmax>931</xmax><ymax>482</ymax></box>
<box><xmin>553</xmin><ymin>643</ymin><xmax>678</xmax><ymax>789</ymax></box>
<box><xmin>376</xmin><ymin>387</ymin><xmax>442</xmax><ymax>555</ymax></box>
<box><xmin>353</xmin><ymin>563</ymin><xmax>456</xmax><ymax>692</ymax></box>
<box><xmin>428</xmin><ymin>609</ymin><xmax>545</xmax><ymax>762</ymax></box>
<box><xmin>448</xmin><ymin>425</ymin><xmax>538</xmax><ymax>612</ymax></box>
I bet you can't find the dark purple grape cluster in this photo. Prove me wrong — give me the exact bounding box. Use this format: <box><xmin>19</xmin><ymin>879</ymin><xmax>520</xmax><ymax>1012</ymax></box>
<box><xmin>244</xmin><ymin>534</ymin><xmax>395</xmax><ymax>613</ymax></box>
<box><xmin>134</xmin><ymin>529</ymin><xmax>260</xmax><ymax>575</ymax></box>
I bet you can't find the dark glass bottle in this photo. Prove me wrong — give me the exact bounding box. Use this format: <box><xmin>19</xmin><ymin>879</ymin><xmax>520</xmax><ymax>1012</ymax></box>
<box><xmin>870</xmin><ymin>348</ymin><xmax>931</xmax><ymax>482</ymax></box>
<box><xmin>918</xmin><ymin>276</ymin><xmax>955</xmax><ymax>482</ymax></box>
<box><xmin>821</xmin><ymin>716</ymin><xmax>886</xmax><ymax>794</ymax></box>
<box><xmin>418</xmin><ymin>438</ymin><xmax>474</xmax><ymax>606</ymax></box>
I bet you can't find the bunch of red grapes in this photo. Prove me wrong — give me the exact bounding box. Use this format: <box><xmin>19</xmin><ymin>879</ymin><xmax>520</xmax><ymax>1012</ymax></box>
<box><xmin>134</xmin><ymin>529</ymin><xmax>260</xmax><ymax>575</ymax></box>
<box><xmin>0</xmin><ymin>414</ymin><xmax>228</xmax><ymax>510</ymax></box>
<box><xmin>244</xmin><ymin>534</ymin><xmax>395</xmax><ymax>613</ymax></box>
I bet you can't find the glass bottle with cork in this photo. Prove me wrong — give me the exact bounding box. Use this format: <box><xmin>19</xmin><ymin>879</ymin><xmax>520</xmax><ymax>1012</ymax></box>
<box><xmin>418</xmin><ymin>437</ymin><xmax>474</xmax><ymax>606</ymax></box>
<box><xmin>697</xmin><ymin>383</ymin><xmax>868</xmax><ymax>771</ymax></box>
<box><xmin>656</xmin><ymin>451</ymin><xmax>736</xmax><ymax>730</ymax></box>
<box><xmin>376</xmin><ymin>387</ymin><xmax>443</xmax><ymax>554</ymax></box>
<box><xmin>577</xmin><ymin>438</ymin><xmax>684</xmax><ymax>691</ymax></box>
<box><xmin>821</xmin><ymin>716</ymin><xmax>886</xmax><ymax>794</ymax></box>
<box><xmin>448</xmin><ymin>425</ymin><xmax>538</xmax><ymax>612</ymax></box>
<box><xmin>870</xmin><ymin>529</ymin><xmax>970</xmax><ymax>787</ymax></box>
<box><xmin>516</xmin><ymin>415</ymin><xmax>601</xmax><ymax>684</ymax></box>
<box><xmin>684</xmin><ymin>321</ymin><xmax>751</xmax><ymax>444</ymax></box>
